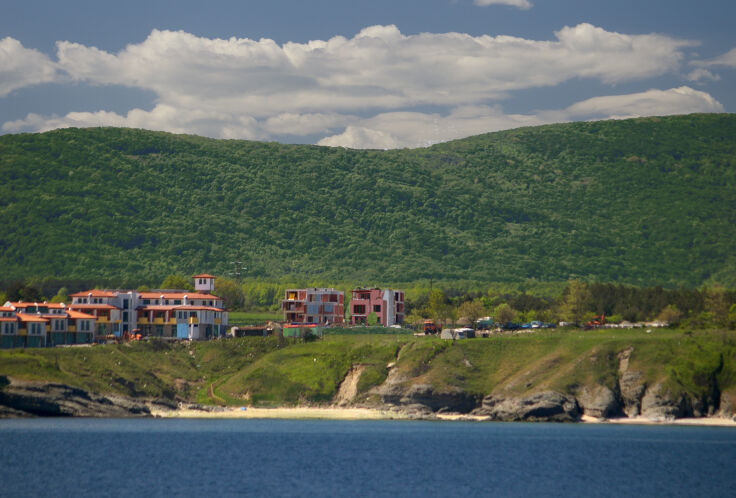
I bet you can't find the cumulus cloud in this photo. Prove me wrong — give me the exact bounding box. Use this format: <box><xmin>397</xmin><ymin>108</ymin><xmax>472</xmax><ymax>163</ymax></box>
<box><xmin>49</xmin><ymin>24</ymin><xmax>690</xmax><ymax>116</ymax></box>
<box><xmin>0</xmin><ymin>37</ymin><xmax>59</xmax><ymax>97</ymax></box>
<box><xmin>317</xmin><ymin>87</ymin><xmax>723</xmax><ymax>149</ymax></box>
<box><xmin>2</xmin><ymin>25</ymin><xmax>715</xmax><ymax>148</ymax></box>
<box><xmin>474</xmin><ymin>0</ymin><xmax>533</xmax><ymax>9</ymax></box>
<box><xmin>565</xmin><ymin>86</ymin><xmax>723</xmax><ymax>119</ymax></box>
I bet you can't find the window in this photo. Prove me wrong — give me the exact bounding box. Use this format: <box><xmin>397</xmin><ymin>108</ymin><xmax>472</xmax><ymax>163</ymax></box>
<box><xmin>354</xmin><ymin>305</ymin><xmax>366</xmax><ymax>315</ymax></box>
<box><xmin>373</xmin><ymin>304</ymin><xmax>381</xmax><ymax>312</ymax></box>
<box><xmin>174</xmin><ymin>300</ymin><xmax>181</xmax><ymax>305</ymax></box>
<box><xmin>123</xmin><ymin>299</ymin><xmax>129</xmax><ymax>309</ymax></box>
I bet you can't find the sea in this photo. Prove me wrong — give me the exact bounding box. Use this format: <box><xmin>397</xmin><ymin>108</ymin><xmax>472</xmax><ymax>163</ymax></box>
<box><xmin>1</xmin><ymin>418</ymin><xmax>735</xmax><ymax>497</ymax></box>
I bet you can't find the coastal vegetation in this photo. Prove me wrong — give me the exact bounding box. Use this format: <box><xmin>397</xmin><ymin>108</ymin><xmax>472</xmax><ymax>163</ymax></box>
<box><xmin>1</xmin><ymin>329</ymin><xmax>735</xmax><ymax>418</ymax></box>
<box><xmin>1</xmin><ymin>113</ymin><xmax>735</xmax><ymax>288</ymax></box>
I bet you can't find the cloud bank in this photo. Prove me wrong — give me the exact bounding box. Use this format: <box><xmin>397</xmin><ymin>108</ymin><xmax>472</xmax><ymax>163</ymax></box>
<box><xmin>0</xmin><ymin>25</ymin><xmax>723</xmax><ymax>148</ymax></box>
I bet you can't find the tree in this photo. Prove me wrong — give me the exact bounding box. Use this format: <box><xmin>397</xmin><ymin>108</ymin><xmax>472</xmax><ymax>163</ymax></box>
<box><xmin>458</xmin><ymin>300</ymin><xmax>486</xmax><ymax>327</ymax></box>
<box><xmin>215</xmin><ymin>278</ymin><xmax>245</xmax><ymax>311</ymax></box>
<box><xmin>428</xmin><ymin>289</ymin><xmax>450</xmax><ymax>325</ymax></box>
<box><xmin>560</xmin><ymin>280</ymin><xmax>591</xmax><ymax>324</ymax></box>
<box><xmin>160</xmin><ymin>274</ymin><xmax>193</xmax><ymax>291</ymax></box>
<box><xmin>366</xmin><ymin>311</ymin><xmax>379</xmax><ymax>326</ymax></box>
<box><xmin>656</xmin><ymin>305</ymin><xmax>682</xmax><ymax>326</ymax></box>
<box><xmin>50</xmin><ymin>287</ymin><xmax>69</xmax><ymax>304</ymax></box>
<box><xmin>493</xmin><ymin>303</ymin><xmax>516</xmax><ymax>324</ymax></box>
<box><xmin>704</xmin><ymin>286</ymin><xmax>730</xmax><ymax>328</ymax></box>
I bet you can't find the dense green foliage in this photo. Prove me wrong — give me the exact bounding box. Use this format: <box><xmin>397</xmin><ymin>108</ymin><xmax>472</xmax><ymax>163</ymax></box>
<box><xmin>1</xmin><ymin>114</ymin><xmax>735</xmax><ymax>286</ymax></box>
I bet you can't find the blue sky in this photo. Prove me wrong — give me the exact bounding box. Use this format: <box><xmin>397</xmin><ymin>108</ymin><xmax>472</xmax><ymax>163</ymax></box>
<box><xmin>1</xmin><ymin>0</ymin><xmax>734</xmax><ymax>148</ymax></box>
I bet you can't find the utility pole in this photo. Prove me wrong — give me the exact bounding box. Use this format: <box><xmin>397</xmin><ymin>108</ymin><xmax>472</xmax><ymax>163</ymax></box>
<box><xmin>229</xmin><ymin>261</ymin><xmax>247</xmax><ymax>282</ymax></box>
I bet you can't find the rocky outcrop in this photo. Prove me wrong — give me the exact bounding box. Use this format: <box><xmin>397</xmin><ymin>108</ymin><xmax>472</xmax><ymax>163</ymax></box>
<box><xmin>0</xmin><ymin>377</ymin><xmax>151</xmax><ymax>418</ymax></box>
<box><xmin>639</xmin><ymin>383</ymin><xmax>689</xmax><ymax>420</ymax></box>
<box><xmin>371</xmin><ymin>365</ymin><xmax>478</xmax><ymax>413</ymax></box>
<box><xmin>474</xmin><ymin>391</ymin><xmax>581</xmax><ymax>422</ymax></box>
<box><xmin>398</xmin><ymin>384</ymin><xmax>478</xmax><ymax>413</ymax></box>
<box><xmin>577</xmin><ymin>386</ymin><xmax>621</xmax><ymax>419</ymax></box>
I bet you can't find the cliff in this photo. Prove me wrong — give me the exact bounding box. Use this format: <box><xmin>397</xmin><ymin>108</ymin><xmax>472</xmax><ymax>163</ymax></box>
<box><xmin>1</xmin><ymin>331</ymin><xmax>735</xmax><ymax>422</ymax></box>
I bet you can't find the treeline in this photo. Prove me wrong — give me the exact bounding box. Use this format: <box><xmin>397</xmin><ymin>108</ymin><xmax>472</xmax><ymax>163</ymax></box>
<box><xmin>6</xmin><ymin>276</ymin><xmax>733</xmax><ymax>329</ymax></box>
<box><xmin>1</xmin><ymin>114</ymin><xmax>736</xmax><ymax>287</ymax></box>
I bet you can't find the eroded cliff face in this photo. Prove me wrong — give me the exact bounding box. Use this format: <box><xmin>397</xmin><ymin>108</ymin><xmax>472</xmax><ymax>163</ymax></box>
<box><xmin>354</xmin><ymin>344</ymin><xmax>735</xmax><ymax>422</ymax></box>
<box><xmin>0</xmin><ymin>376</ymin><xmax>157</xmax><ymax>418</ymax></box>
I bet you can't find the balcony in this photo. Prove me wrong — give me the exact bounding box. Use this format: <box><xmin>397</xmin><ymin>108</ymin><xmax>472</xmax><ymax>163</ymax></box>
<box><xmin>68</xmin><ymin>326</ymin><xmax>77</xmax><ymax>332</ymax></box>
<box><xmin>214</xmin><ymin>319</ymin><xmax>221</xmax><ymax>325</ymax></box>
<box><xmin>189</xmin><ymin>317</ymin><xmax>199</xmax><ymax>324</ymax></box>
<box><xmin>97</xmin><ymin>316</ymin><xmax>109</xmax><ymax>323</ymax></box>
<box><xmin>153</xmin><ymin>318</ymin><xmax>165</xmax><ymax>324</ymax></box>
<box><xmin>18</xmin><ymin>329</ymin><xmax>27</xmax><ymax>336</ymax></box>
<box><xmin>138</xmin><ymin>317</ymin><xmax>150</xmax><ymax>324</ymax></box>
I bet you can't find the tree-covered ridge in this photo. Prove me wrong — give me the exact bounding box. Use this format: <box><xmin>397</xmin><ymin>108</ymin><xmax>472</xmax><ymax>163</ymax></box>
<box><xmin>1</xmin><ymin>113</ymin><xmax>735</xmax><ymax>287</ymax></box>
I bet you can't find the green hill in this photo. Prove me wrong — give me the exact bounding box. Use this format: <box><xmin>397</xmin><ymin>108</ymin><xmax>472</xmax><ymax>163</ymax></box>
<box><xmin>1</xmin><ymin>113</ymin><xmax>735</xmax><ymax>287</ymax></box>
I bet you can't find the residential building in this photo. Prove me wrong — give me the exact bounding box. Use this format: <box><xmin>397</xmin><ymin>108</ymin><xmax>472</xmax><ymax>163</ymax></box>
<box><xmin>349</xmin><ymin>288</ymin><xmax>404</xmax><ymax>326</ymax></box>
<box><xmin>1</xmin><ymin>302</ymin><xmax>96</xmax><ymax>348</ymax></box>
<box><xmin>71</xmin><ymin>274</ymin><xmax>228</xmax><ymax>340</ymax></box>
<box><xmin>282</xmin><ymin>288</ymin><xmax>344</xmax><ymax>325</ymax></box>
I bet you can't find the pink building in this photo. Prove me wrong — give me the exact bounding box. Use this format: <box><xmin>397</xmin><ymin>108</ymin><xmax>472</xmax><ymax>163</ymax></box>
<box><xmin>282</xmin><ymin>288</ymin><xmax>344</xmax><ymax>325</ymax></box>
<box><xmin>350</xmin><ymin>288</ymin><xmax>404</xmax><ymax>326</ymax></box>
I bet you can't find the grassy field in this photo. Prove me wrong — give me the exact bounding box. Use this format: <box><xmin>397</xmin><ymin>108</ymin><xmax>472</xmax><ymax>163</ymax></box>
<box><xmin>227</xmin><ymin>311</ymin><xmax>282</xmax><ymax>325</ymax></box>
<box><xmin>1</xmin><ymin>329</ymin><xmax>735</xmax><ymax>409</ymax></box>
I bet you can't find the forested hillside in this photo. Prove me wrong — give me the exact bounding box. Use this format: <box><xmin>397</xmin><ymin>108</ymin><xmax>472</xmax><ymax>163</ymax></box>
<box><xmin>1</xmin><ymin>113</ymin><xmax>735</xmax><ymax>287</ymax></box>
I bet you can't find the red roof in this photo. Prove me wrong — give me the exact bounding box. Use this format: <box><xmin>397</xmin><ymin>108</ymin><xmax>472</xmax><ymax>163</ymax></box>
<box><xmin>0</xmin><ymin>306</ymin><xmax>14</xmax><ymax>312</ymax></box>
<box><xmin>17</xmin><ymin>313</ymin><xmax>48</xmax><ymax>323</ymax></box>
<box><xmin>67</xmin><ymin>310</ymin><xmax>96</xmax><ymax>320</ymax></box>
<box><xmin>138</xmin><ymin>292</ymin><xmax>221</xmax><ymax>300</ymax></box>
<box><xmin>0</xmin><ymin>317</ymin><xmax>17</xmax><ymax>322</ymax></box>
<box><xmin>192</xmin><ymin>274</ymin><xmax>217</xmax><ymax>279</ymax></box>
<box><xmin>69</xmin><ymin>304</ymin><xmax>119</xmax><ymax>310</ymax></box>
<box><xmin>69</xmin><ymin>290</ymin><xmax>118</xmax><ymax>298</ymax></box>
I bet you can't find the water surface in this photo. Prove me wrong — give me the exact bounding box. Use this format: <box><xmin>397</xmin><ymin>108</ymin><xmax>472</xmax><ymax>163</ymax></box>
<box><xmin>1</xmin><ymin>418</ymin><xmax>734</xmax><ymax>497</ymax></box>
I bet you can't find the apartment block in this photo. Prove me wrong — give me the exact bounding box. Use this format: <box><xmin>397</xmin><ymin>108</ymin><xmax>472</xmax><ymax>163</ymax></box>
<box><xmin>282</xmin><ymin>288</ymin><xmax>344</xmax><ymax>325</ymax></box>
<box><xmin>349</xmin><ymin>288</ymin><xmax>404</xmax><ymax>326</ymax></box>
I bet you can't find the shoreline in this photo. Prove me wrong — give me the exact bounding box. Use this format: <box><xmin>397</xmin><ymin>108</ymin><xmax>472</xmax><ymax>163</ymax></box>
<box><xmin>150</xmin><ymin>405</ymin><xmax>736</xmax><ymax>426</ymax></box>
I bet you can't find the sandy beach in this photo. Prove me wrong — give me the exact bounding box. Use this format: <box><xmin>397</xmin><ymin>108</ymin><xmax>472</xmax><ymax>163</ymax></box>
<box><xmin>151</xmin><ymin>405</ymin><xmax>410</xmax><ymax>420</ymax></box>
<box><xmin>151</xmin><ymin>405</ymin><xmax>736</xmax><ymax>426</ymax></box>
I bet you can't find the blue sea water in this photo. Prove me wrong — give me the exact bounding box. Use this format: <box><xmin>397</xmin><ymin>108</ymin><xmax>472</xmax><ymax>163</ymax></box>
<box><xmin>1</xmin><ymin>418</ymin><xmax>735</xmax><ymax>497</ymax></box>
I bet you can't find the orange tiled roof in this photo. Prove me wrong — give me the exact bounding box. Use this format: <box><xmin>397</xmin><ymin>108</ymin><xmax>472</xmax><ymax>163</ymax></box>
<box><xmin>69</xmin><ymin>304</ymin><xmax>119</xmax><ymax>310</ymax></box>
<box><xmin>192</xmin><ymin>274</ymin><xmax>217</xmax><ymax>279</ymax></box>
<box><xmin>17</xmin><ymin>313</ymin><xmax>48</xmax><ymax>323</ymax></box>
<box><xmin>67</xmin><ymin>310</ymin><xmax>96</xmax><ymax>320</ymax></box>
<box><xmin>69</xmin><ymin>290</ymin><xmax>119</xmax><ymax>298</ymax></box>
<box><xmin>138</xmin><ymin>292</ymin><xmax>221</xmax><ymax>300</ymax></box>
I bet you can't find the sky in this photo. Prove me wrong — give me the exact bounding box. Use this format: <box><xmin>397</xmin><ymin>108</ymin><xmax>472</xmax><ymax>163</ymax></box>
<box><xmin>1</xmin><ymin>0</ymin><xmax>735</xmax><ymax>148</ymax></box>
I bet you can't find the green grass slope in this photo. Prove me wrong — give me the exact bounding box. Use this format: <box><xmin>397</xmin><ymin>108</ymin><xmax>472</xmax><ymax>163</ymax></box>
<box><xmin>2</xmin><ymin>331</ymin><xmax>735</xmax><ymax>414</ymax></box>
<box><xmin>1</xmin><ymin>113</ymin><xmax>735</xmax><ymax>286</ymax></box>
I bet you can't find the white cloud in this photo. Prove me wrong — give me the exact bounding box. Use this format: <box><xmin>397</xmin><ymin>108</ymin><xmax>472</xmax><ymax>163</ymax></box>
<box><xmin>565</xmin><ymin>86</ymin><xmax>723</xmax><ymax>119</ymax></box>
<box><xmin>317</xmin><ymin>87</ymin><xmax>723</xmax><ymax>149</ymax></box>
<box><xmin>49</xmin><ymin>24</ymin><xmax>690</xmax><ymax>117</ymax></box>
<box><xmin>474</xmin><ymin>0</ymin><xmax>533</xmax><ymax>9</ymax></box>
<box><xmin>0</xmin><ymin>37</ymin><xmax>59</xmax><ymax>97</ymax></box>
<box><xmin>2</xmin><ymin>25</ymin><xmax>712</xmax><ymax>148</ymax></box>
<box><xmin>686</xmin><ymin>68</ymin><xmax>720</xmax><ymax>83</ymax></box>
<box><xmin>692</xmin><ymin>47</ymin><xmax>736</xmax><ymax>68</ymax></box>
